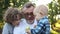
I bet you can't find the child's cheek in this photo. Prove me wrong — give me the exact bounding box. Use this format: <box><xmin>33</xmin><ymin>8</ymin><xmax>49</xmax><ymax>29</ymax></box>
<box><xmin>35</xmin><ymin>15</ymin><xmax>40</xmax><ymax>20</ymax></box>
<box><xmin>13</xmin><ymin>20</ymin><xmax>20</xmax><ymax>26</ymax></box>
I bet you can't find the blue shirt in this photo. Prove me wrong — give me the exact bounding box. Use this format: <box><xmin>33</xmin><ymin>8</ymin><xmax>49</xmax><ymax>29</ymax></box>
<box><xmin>2</xmin><ymin>23</ymin><xmax>14</xmax><ymax>34</ymax></box>
<box><xmin>31</xmin><ymin>16</ymin><xmax>50</xmax><ymax>34</ymax></box>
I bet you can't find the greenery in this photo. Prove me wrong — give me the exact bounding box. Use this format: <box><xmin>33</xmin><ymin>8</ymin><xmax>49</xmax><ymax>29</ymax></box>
<box><xmin>0</xmin><ymin>0</ymin><xmax>29</xmax><ymax>34</ymax></box>
<box><xmin>0</xmin><ymin>0</ymin><xmax>29</xmax><ymax>22</ymax></box>
<box><xmin>0</xmin><ymin>0</ymin><xmax>60</xmax><ymax>34</ymax></box>
<box><xmin>48</xmin><ymin>0</ymin><xmax>60</xmax><ymax>34</ymax></box>
<box><xmin>48</xmin><ymin>0</ymin><xmax>60</xmax><ymax>24</ymax></box>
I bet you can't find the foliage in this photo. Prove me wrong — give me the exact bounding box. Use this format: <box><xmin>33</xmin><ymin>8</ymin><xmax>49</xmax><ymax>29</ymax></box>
<box><xmin>51</xmin><ymin>20</ymin><xmax>60</xmax><ymax>34</ymax></box>
<box><xmin>48</xmin><ymin>0</ymin><xmax>60</xmax><ymax>24</ymax></box>
<box><xmin>0</xmin><ymin>0</ymin><xmax>29</xmax><ymax>22</ymax></box>
<box><xmin>0</xmin><ymin>0</ymin><xmax>29</xmax><ymax>34</ymax></box>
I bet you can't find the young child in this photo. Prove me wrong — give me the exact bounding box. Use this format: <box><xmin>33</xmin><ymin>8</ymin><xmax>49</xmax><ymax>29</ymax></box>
<box><xmin>26</xmin><ymin>5</ymin><xmax>50</xmax><ymax>34</ymax></box>
<box><xmin>2</xmin><ymin>7</ymin><xmax>22</xmax><ymax>34</ymax></box>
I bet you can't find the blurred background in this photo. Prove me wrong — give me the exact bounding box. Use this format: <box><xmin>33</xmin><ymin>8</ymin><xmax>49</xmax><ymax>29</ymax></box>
<box><xmin>0</xmin><ymin>0</ymin><xmax>60</xmax><ymax>34</ymax></box>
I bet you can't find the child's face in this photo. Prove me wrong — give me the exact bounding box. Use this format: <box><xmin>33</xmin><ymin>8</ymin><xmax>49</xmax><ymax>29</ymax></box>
<box><xmin>39</xmin><ymin>11</ymin><xmax>44</xmax><ymax>16</ymax></box>
<box><xmin>35</xmin><ymin>11</ymin><xmax>44</xmax><ymax>20</ymax></box>
<box><xmin>12</xmin><ymin>20</ymin><xmax>20</xmax><ymax>26</ymax></box>
<box><xmin>35</xmin><ymin>14</ymin><xmax>40</xmax><ymax>20</ymax></box>
<box><xmin>12</xmin><ymin>15</ymin><xmax>21</xmax><ymax>26</ymax></box>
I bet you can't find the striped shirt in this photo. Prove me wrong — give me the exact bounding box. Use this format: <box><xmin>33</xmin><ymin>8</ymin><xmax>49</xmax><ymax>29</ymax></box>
<box><xmin>31</xmin><ymin>16</ymin><xmax>50</xmax><ymax>34</ymax></box>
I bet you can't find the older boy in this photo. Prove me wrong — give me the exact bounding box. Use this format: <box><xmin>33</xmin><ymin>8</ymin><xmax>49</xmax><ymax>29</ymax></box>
<box><xmin>2</xmin><ymin>7</ymin><xmax>22</xmax><ymax>34</ymax></box>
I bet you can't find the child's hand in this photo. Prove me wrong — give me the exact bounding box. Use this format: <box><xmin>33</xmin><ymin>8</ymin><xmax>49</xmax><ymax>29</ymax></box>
<box><xmin>26</xmin><ymin>26</ymin><xmax>31</xmax><ymax>34</ymax></box>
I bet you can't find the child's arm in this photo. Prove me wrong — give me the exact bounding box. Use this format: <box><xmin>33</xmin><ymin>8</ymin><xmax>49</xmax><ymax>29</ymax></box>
<box><xmin>31</xmin><ymin>21</ymin><xmax>44</xmax><ymax>34</ymax></box>
<box><xmin>26</xmin><ymin>21</ymin><xmax>44</xmax><ymax>34</ymax></box>
<box><xmin>45</xmin><ymin>20</ymin><xmax>50</xmax><ymax>34</ymax></box>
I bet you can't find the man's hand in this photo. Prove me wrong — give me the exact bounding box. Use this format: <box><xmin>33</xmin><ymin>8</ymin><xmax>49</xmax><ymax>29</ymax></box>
<box><xmin>26</xmin><ymin>26</ymin><xmax>31</xmax><ymax>34</ymax></box>
<box><xmin>26</xmin><ymin>29</ymin><xmax>31</xmax><ymax>34</ymax></box>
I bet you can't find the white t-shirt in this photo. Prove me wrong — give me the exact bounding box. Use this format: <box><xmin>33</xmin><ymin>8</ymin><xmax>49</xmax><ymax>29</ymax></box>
<box><xmin>13</xmin><ymin>19</ymin><xmax>37</xmax><ymax>34</ymax></box>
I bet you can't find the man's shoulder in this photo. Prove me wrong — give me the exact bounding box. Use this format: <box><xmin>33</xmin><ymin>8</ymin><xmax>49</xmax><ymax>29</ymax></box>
<box><xmin>21</xmin><ymin>18</ymin><xmax>26</xmax><ymax>22</ymax></box>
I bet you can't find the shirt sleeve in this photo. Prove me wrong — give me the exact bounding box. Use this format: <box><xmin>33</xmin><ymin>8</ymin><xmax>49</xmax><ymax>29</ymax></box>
<box><xmin>2</xmin><ymin>23</ymin><xmax>9</xmax><ymax>34</ymax></box>
<box><xmin>31</xmin><ymin>20</ymin><xmax>44</xmax><ymax>34</ymax></box>
<box><xmin>45</xmin><ymin>20</ymin><xmax>50</xmax><ymax>34</ymax></box>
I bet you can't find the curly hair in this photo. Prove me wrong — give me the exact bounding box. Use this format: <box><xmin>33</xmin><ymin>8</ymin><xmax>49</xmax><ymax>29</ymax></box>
<box><xmin>3</xmin><ymin>7</ymin><xmax>22</xmax><ymax>24</ymax></box>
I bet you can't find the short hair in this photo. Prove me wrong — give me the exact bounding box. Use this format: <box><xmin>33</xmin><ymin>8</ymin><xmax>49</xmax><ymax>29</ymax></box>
<box><xmin>33</xmin><ymin>5</ymin><xmax>48</xmax><ymax>16</ymax></box>
<box><xmin>3</xmin><ymin>7</ymin><xmax>22</xmax><ymax>24</ymax></box>
<box><xmin>21</xmin><ymin>2</ymin><xmax>35</xmax><ymax>12</ymax></box>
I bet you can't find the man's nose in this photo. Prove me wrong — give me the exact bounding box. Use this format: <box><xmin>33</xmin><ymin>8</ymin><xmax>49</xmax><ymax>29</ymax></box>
<box><xmin>28</xmin><ymin>15</ymin><xmax>31</xmax><ymax>18</ymax></box>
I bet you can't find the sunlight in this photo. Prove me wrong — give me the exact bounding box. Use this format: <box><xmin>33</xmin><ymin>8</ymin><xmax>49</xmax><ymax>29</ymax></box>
<box><xmin>56</xmin><ymin>15</ymin><xmax>60</xmax><ymax>20</ymax></box>
<box><xmin>29</xmin><ymin>0</ymin><xmax>52</xmax><ymax>6</ymax></box>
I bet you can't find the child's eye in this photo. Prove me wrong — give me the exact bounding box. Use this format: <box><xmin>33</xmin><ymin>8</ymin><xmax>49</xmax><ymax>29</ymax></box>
<box><xmin>40</xmin><ymin>12</ymin><xmax>43</xmax><ymax>15</ymax></box>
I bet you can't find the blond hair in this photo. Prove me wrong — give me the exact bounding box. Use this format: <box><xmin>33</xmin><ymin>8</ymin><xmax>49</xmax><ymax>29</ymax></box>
<box><xmin>33</xmin><ymin>5</ymin><xmax>48</xmax><ymax>16</ymax></box>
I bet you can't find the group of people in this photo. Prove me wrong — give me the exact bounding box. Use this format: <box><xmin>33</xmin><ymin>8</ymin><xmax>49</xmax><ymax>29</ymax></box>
<box><xmin>2</xmin><ymin>2</ymin><xmax>50</xmax><ymax>34</ymax></box>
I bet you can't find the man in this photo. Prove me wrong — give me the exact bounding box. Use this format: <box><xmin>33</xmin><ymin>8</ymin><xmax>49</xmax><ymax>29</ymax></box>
<box><xmin>13</xmin><ymin>2</ymin><xmax>37</xmax><ymax>34</ymax></box>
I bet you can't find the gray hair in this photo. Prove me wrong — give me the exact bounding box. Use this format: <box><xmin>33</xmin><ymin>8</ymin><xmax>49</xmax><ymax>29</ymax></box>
<box><xmin>21</xmin><ymin>2</ymin><xmax>35</xmax><ymax>13</ymax></box>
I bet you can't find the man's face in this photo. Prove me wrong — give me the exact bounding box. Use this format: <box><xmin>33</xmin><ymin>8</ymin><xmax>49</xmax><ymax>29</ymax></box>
<box><xmin>24</xmin><ymin>6</ymin><xmax>35</xmax><ymax>21</ymax></box>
